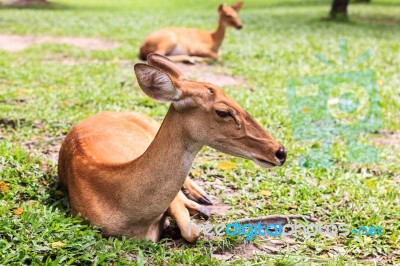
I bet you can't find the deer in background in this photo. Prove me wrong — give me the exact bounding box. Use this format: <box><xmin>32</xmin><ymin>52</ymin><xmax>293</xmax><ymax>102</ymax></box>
<box><xmin>58</xmin><ymin>53</ymin><xmax>286</xmax><ymax>242</ymax></box>
<box><xmin>139</xmin><ymin>2</ymin><xmax>244</xmax><ymax>64</ymax></box>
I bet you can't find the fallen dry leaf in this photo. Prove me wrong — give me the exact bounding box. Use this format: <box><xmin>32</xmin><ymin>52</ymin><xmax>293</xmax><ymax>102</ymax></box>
<box><xmin>17</xmin><ymin>88</ymin><xmax>29</xmax><ymax>95</ymax></box>
<box><xmin>51</xmin><ymin>241</ymin><xmax>65</xmax><ymax>248</ymax></box>
<box><xmin>259</xmin><ymin>190</ymin><xmax>272</xmax><ymax>197</ymax></box>
<box><xmin>218</xmin><ymin>161</ymin><xmax>236</xmax><ymax>170</ymax></box>
<box><xmin>14</xmin><ymin>208</ymin><xmax>23</xmax><ymax>215</ymax></box>
<box><xmin>366</xmin><ymin>179</ymin><xmax>377</xmax><ymax>190</ymax></box>
<box><xmin>0</xmin><ymin>181</ymin><xmax>9</xmax><ymax>193</ymax></box>
<box><xmin>191</xmin><ymin>169</ymin><xmax>201</xmax><ymax>178</ymax></box>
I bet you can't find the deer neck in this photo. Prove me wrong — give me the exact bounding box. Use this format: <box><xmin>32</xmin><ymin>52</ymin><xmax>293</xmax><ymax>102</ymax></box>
<box><xmin>211</xmin><ymin>18</ymin><xmax>226</xmax><ymax>51</ymax></box>
<box><xmin>121</xmin><ymin>106</ymin><xmax>202</xmax><ymax>213</ymax></box>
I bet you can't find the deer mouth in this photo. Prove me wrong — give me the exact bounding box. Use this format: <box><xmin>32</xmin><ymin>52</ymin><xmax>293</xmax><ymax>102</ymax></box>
<box><xmin>253</xmin><ymin>157</ymin><xmax>278</xmax><ymax>168</ymax></box>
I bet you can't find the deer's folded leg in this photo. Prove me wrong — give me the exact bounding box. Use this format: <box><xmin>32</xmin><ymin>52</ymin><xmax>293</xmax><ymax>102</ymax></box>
<box><xmin>182</xmin><ymin>177</ymin><xmax>213</xmax><ymax>205</ymax></box>
<box><xmin>167</xmin><ymin>190</ymin><xmax>210</xmax><ymax>242</ymax></box>
<box><xmin>166</xmin><ymin>55</ymin><xmax>210</xmax><ymax>64</ymax></box>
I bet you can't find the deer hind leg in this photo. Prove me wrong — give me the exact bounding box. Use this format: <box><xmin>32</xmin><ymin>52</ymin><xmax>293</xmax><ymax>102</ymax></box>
<box><xmin>140</xmin><ymin>36</ymin><xmax>177</xmax><ymax>60</ymax></box>
<box><xmin>167</xmin><ymin>190</ymin><xmax>209</xmax><ymax>242</ymax></box>
<box><xmin>182</xmin><ymin>177</ymin><xmax>213</xmax><ymax>205</ymax></box>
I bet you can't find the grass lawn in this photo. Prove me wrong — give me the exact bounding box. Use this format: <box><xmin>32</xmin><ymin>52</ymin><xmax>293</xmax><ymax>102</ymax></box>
<box><xmin>0</xmin><ymin>0</ymin><xmax>399</xmax><ymax>264</ymax></box>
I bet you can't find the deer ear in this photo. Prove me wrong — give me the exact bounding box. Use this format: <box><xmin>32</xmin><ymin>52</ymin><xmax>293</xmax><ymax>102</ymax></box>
<box><xmin>134</xmin><ymin>64</ymin><xmax>182</xmax><ymax>102</ymax></box>
<box><xmin>147</xmin><ymin>53</ymin><xmax>185</xmax><ymax>80</ymax></box>
<box><xmin>231</xmin><ymin>1</ymin><xmax>243</xmax><ymax>11</ymax></box>
<box><xmin>218</xmin><ymin>3</ymin><xmax>225</xmax><ymax>12</ymax></box>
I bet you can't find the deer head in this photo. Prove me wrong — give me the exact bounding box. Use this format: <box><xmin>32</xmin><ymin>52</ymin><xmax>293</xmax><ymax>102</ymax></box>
<box><xmin>134</xmin><ymin>54</ymin><xmax>286</xmax><ymax>167</ymax></box>
<box><xmin>218</xmin><ymin>2</ymin><xmax>244</xmax><ymax>30</ymax></box>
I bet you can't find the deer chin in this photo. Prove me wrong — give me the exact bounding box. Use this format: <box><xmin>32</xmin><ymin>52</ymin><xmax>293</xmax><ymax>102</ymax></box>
<box><xmin>252</xmin><ymin>157</ymin><xmax>278</xmax><ymax>168</ymax></box>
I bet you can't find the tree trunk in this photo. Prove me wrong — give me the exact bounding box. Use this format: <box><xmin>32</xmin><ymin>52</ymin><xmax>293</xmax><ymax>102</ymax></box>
<box><xmin>330</xmin><ymin>0</ymin><xmax>350</xmax><ymax>19</ymax></box>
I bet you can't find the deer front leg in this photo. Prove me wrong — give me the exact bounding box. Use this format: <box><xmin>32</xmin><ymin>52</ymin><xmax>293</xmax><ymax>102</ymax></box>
<box><xmin>167</xmin><ymin>50</ymin><xmax>218</xmax><ymax>64</ymax></box>
<box><xmin>182</xmin><ymin>177</ymin><xmax>213</xmax><ymax>205</ymax></box>
<box><xmin>166</xmin><ymin>55</ymin><xmax>207</xmax><ymax>64</ymax></box>
<box><xmin>191</xmin><ymin>49</ymin><xmax>219</xmax><ymax>61</ymax></box>
<box><xmin>167</xmin><ymin>190</ymin><xmax>209</xmax><ymax>242</ymax></box>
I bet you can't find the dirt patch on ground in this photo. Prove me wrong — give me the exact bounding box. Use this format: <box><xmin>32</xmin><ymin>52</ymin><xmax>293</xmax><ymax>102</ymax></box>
<box><xmin>42</xmin><ymin>54</ymin><xmax>104</xmax><ymax>65</ymax></box>
<box><xmin>22</xmin><ymin>135</ymin><xmax>64</xmax><ymax>163</ymax></box>
<box><xmin>193</xmin><ymin>175</ymin><xmax>236</xmax><ymax>215</ymax></box>
<box><xmin>175</xmin><ymin>62</ymin><xmax>244</xmax><ymax>87</ymax></box>
<box><xmin>0</xmin><ymin>34</ymin><xmax>120</xmax><ymax>51</ymax></box>
<box><xmin>40</xmin><ymin>56</ymin><xmax>243</xmax><ymax>87</ymax></box>
<box><xmin>41</xmin><ymin>57</ymin><xmax>244</xmax><ymax>87</ymax></box>
<box><xmin>212</xmin><ymin>243</ymin><xmax>264</xmax><ymax>260</ymax></box>
<box><xmin>0</xmin><ymin>117</ymin><xmax>27</xmax><ymax>129</ymax></box>
<box><xmin>212</xmin><ymin>239</ymin><xmax>299</xmax><ymax>261</ymax></box>
<box><xmin>208</xmin><ymin>195</ymin><xmax>232</xmax><ymax>215</ymax></box>
<box><xmin>120</xmin><ymin>60</ymin><xmax>244</xmax><ymax>88</ymax></box>
<box><xmin>371</xmin><ymin>130</ymin><xmax>400</xmax><ymax>151</ymax></box>
<box><xmin>15</xmin><ymin>119</ymin><xmax>66</xmax><ymax>162</ymax></box>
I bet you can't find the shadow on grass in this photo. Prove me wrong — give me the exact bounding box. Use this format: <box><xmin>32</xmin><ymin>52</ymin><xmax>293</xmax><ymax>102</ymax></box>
<box><xmin>41</xmin><ymin>171</ymin><xmax>72</xmax><ymax>213</ymax></box>
<box><xmin>319</xmin><ymin>15</ymin><xmax>400</xmax><ymax>29</ymax></box>
<box><xmin>247</xmin><ymin>0</ymin><xmax>331</xmax><ymax>8</ymax></box>
<box><xmin>255</xmin><ymin>0</ymin><xmax>400</xmax><ymax>8</ymax></box>
<box><xmin>350</xmin><ymin>15</ymin><xmax>400</xmax><ymax>26</ymax></box>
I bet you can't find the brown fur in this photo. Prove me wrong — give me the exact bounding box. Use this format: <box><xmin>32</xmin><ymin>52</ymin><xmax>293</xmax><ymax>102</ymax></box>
<box><xmin>139</xmin><ymin>2</ymin><xmax>244</xmax><ymax>63</ymax></box>
<box><xmin>58</xmin><ymin>53</ymin><xmax>285</xmax><ymax>242</ymax></box>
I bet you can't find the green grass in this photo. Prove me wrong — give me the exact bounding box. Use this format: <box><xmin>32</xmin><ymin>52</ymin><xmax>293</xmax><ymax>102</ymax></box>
<box><xmin>0</xmin><ymin>0</ymin><xmax>399</xmax><ymax>264</ymax></box>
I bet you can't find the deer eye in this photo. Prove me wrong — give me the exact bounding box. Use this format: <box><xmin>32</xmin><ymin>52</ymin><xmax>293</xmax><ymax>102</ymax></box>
<box><xmin>216</xmin><ymin>110</ymin><xmax>230</xmax><ymax>118</ymax></box>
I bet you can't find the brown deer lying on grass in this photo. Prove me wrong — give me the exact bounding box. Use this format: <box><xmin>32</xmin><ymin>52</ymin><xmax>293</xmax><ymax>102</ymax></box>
<box><xmin>139</xmin><ymin>2</ymin><xmax>244</xmax><ymax>64</ymax></box>
<box><xmin>58</xmin><ymin>53</ymin><xmax>286</xmax><ymax>242</ymax></box>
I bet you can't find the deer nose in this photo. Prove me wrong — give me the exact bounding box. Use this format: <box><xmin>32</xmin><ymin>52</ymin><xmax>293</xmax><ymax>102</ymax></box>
<box><xmin>275</xmin><ymin>147</ymin><xmax>287</xmax><ymax>165</ymax></box>
<box><xmin>236</xmin><ymin>25</ymin><xmax>243</xmax><ymax>30</ymax></box>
